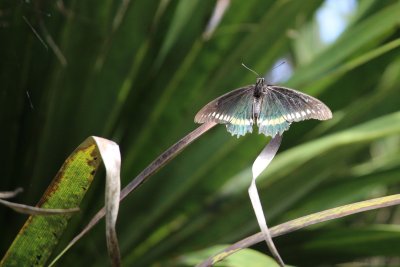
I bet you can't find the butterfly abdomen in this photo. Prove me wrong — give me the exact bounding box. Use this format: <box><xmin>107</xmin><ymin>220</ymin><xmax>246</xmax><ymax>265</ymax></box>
<box><xmin>252</xmin><ymin>97</ymin><xmax>262</xmax><ymax>121</ymax></box>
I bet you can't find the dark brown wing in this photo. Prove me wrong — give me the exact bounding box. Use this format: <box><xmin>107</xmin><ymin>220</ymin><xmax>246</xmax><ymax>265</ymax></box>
<box><xmin>267</xmin><ymin>86</ymin><xmax>332</xmax><ymax>122</ymax></box>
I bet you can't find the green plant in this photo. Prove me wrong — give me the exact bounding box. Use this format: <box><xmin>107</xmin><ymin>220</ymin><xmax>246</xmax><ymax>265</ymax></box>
<box><xmin>1</xmin><ymin>0</ymin><xmax>400</xmax><ymax>266</ymax></box>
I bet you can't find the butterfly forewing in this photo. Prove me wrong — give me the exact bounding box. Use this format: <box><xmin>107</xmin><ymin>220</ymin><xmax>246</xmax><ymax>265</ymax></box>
<box><xmin>195</xmin><ymin>86</ymin><xmax>255</xmax><ymax>137</ymax></box>
<box><xmin>268</xmin><ymin>86</ymin><xmax>332</xmax><ymax>122</ymax></box>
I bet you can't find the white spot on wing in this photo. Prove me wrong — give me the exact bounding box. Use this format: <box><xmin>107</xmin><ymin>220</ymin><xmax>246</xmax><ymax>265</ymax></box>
<box><xmin>261</xmin><ymin>119</ymin><xmax>269</xmax><ymax>126</ymax></box>
<box><xmin>268</xmin><ymin>117</ymin><xmax>285</xmax><ymax>125</ymax></box>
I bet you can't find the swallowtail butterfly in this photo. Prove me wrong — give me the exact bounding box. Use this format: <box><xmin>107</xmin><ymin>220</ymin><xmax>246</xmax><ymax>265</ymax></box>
<box><xmin>195</xmin><ymin>78</ymin><xmax>332</xmax><ymax>137</ymax></box>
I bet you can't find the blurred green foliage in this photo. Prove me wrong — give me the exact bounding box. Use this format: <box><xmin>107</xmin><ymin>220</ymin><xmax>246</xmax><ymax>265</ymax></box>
<box><xmin>1</xmin><ymin>0</ymin><xmax>400</xmax><ymax>266</ymax></box>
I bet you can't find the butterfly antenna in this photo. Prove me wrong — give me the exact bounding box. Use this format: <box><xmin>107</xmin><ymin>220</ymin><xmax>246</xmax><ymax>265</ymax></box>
<box><xmin>241</xmin><ymin>63</ymin><xmax>259</xmax><ymax>77</ymax></box>
<box><xmin>271</xmin><ymin>61</ymin><xmax>286</xmax><ymax>71</ymax></box>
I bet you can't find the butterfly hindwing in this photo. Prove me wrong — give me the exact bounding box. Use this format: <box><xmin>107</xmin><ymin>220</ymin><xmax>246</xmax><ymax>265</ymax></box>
<box><xmin>194</xmin><ymin>86</ymin><xmax>254</xmax><ymax>137</ymax></box>
<box><xmin>257</xmin><ymin>89</ymin><xmax>291</xmax><ymax>137</ymax></box>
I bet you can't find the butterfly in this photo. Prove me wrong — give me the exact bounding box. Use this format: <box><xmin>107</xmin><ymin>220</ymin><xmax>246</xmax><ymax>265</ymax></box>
<box><xmin>195</xmin><ymin>78</ymin><xmax>332</xmax><ymax>137</ymax></box>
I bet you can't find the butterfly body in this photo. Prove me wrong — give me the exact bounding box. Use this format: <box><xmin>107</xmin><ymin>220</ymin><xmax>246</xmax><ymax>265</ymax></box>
<box><xmin>195</xmin><ymin>78</ymin><xmax>332</xmax><ymax>138</ymax></box>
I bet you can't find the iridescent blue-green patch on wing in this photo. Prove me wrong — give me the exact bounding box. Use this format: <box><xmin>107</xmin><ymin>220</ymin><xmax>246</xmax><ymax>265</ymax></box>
<box><xmin>224</xmin><ymin>92</ymin><xmax>254</xmax><ymax>137</ymax></box>
<box><xmin>226</xmin><ymin>116</ymin><xmax>253</xmax><ymax>137</ymax></box>
<box><xmin>257</xmin><ymin>90</ymin><xmax>291</xmax><ymax>137</ymax></box>
<box><xmin>194</xmin><ymin>86</ymin><xmax>254</xmax><ymax>137</ymax></box>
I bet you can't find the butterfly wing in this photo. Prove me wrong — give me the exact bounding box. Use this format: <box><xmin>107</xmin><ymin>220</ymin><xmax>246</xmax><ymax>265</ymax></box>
<box><xmin>257</xmin><ymin>89</ymin><xmax>291</xmax><ymax>137</ymax></box>
<box><xmin>195</xmin><ymin>86</ymin><xmax>255</xmax><ymax>137</ymax></box>
<box><xmin>257</xmin><ymin>86</ymin><xmax>332</xmax><ymax>137</ymax></box>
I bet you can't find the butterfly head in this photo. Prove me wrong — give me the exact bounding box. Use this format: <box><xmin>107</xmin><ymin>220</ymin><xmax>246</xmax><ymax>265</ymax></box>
<box><xmin>256</xmin><ymin>77</ymin><xmax>265</xmax><ymax>86</ymax></box>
